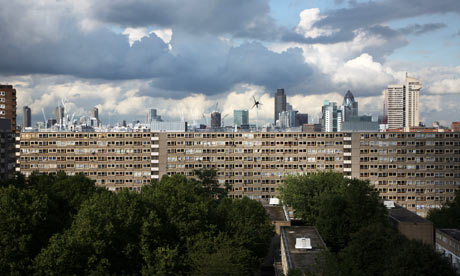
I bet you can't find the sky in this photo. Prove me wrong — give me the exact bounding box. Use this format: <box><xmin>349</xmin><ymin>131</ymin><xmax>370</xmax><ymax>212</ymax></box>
<box><xmin>1</xmin><ymin>0</ymin><xmax>459</xmax><ymax>127</ymax></box>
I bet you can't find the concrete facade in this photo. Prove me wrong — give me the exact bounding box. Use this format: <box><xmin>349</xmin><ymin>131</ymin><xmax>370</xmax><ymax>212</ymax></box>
<box><xmin>436</xmin><ymin>229</ymin><xmax>460</xmax><ymax>272</ymax></box>
<box><xmin>17</xmin><ymin>131</ymin><xmax>460</xmax><ymax>216</ymax></box>
<box><xmin>0</xmin><ymin>84</ymin><xmax>17</xmax><ymax>132</ymax></box>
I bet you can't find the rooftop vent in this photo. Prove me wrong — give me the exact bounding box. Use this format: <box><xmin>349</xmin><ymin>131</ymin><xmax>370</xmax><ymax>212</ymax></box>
<box><xmin>295</xmin><ymin>238</ymin><xmax>312</xmax><ymax>250</ymax></box>
<box><xmin>384</xmin><ymin>200</ymin><xmax>395</xmax><ymax>209</ymax></box>
<box><xmin>269</xmin><ymin>197</ymin><xmax>280</xmax><ymax>205</ymax></box>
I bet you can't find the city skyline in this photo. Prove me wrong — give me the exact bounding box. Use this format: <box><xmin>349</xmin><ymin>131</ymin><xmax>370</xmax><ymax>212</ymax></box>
<box><xmin>0</xmin><ymin>0</ymin><xmax>459</xmax><ymax>126</ymax></box>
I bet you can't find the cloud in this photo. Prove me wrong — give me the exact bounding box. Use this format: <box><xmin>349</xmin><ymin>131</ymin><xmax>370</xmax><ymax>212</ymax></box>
<box><xmin>398</xmin><ymin>23</ymin><xmax>447</xmax><ymax>35</ymax></box>
<box><xmin>298</xmin><ymin>0</ymin><xmax>460</xmax><ymax>44</ymax></box>
<box><xmin>72</xmin><ymin>0</ymin><xmax>280</xmax><ymax>40</ymax></box>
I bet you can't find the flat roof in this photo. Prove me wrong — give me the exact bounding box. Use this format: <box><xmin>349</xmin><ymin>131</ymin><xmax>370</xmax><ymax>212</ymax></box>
<box><xmin>439</xmin><ymin>229</ymin><xmax>460</xmax><ymax>242</ymax></box>
<box><xmin>264</xmin><ymin>205</ymin><xmax>287</xmax><ymax>222</ymax></box>
<box><xmin>281</xmin><ymin>226</ymin><xmax>326</xmax><ymax>273</ymax></box>
<box><xmin>388</xmin><ymin>205</ymin><xmax>432</xmax><ymax>224</ymax></box>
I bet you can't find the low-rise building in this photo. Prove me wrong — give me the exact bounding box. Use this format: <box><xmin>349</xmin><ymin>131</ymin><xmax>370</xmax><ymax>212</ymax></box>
<box><xmin>387</xmin><ymin>203</ymin><xmax>434</xmax><ymax>246</ymax></box>
<box><xmin>280</xmin><ymin>226</ymin><xmax>327</xmax><ymax>275</ymax></box>
<box><xmin>436</xmin><ymin>229</ymin><xmax>460</xmax><ymax>271</ymax></box>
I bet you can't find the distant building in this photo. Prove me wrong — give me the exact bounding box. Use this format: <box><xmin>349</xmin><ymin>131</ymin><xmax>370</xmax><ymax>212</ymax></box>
<box><xmin>342</xmin><ymin>115</ymin><xmax>379</xmax><ymax>132</ymax></box>
<box><xmin>452</xmin><ymin>122</ymin><xmax>460</xmax><ymax>132</ymax></box>
<box><xmin>385</xmin><ymin>73</ymin><xmax>422</xmax><ymax>129</ymax></box>
<box><xmin>54</xmin><ymin>105</ymin><xmax>64</xmax><ymax>125</ymax></box>
<box><xmin>278</xmin><ymin>110</ymin><xmax>297</xmax><ymax>129</ymax></box>
<box><xmin>210</xmin><ymin>112</ymin><xmax>221</xmax><ymax>129</ymax></box>
<box><xmin>280</xmin><ymin>226</ymin><xmax>327</xmax><ymax>276</ymax></box>
<box><xmin>274</xmin><ymin>88</ymin><xmax>287</xmax><ymax>124</ymax></box>
<box><xmin>90</xmin><ymin>107</ymin><xmax>99</xmax><ymax>126</ymax></box>
<box><xmin>23</xmin><ymin>106</ymin><xmax>31</xmax><ymax>128</ymax></box>
<box><xmin>150</xmin><ymin>121</ymin><xmax>187</xmax><ymax>132</ymax></box>
<box><xmin>342</xmin><ymin>90</ymin><xmax>358</xmax><ymax>122</ymax></box>
<box><xmin>295</xmin><ymin>113</ymin><xmax>308</xmax><ymax>127</ymax></box>
<box><xmin>91</xmin><ymin>107</ymin><xmax>99</xmax><ymax>121</ymax></box>
<box><xmin>234</xmin><ymin>110</ymin><xmax>249</xmax><ymax>127</ymax></box>
<box><xmin>321</xmin><ymin>100</ymin><xmax>342</xmax><ymax>132</ymax></box>
<box><xmin>387</xmin><ymin>203</ymin><xmax>434</xmax><ymax>246</ymax></box>
<box><xmin>47</xmin><ymin>118</ymin><xmax>57</xmax><ymax>128</ymax></box>
<box><xmin>0</xmin><ymin>84</ymin><xmax>17</xmax><ymax>132</ymax></box>
<box><xmin>302</xmin><ymin>124</ymin><xmax>321</xmax><ymax>132</ymax></box>
<box><xmin>436</xmin><ymin>229</ymin><xmax>460</xmax><ymax>271</ymax></box>
<box><xmin>148</xmin><ymin>108</ymin><xmax>163</xmax><ymax>123</ymax></box>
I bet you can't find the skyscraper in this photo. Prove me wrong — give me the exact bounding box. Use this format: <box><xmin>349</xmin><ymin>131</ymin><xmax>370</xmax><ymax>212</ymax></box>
<box><xmin>23</xmin><ymin>106</ymin><xmax>31</xmax><ymax>128</ymax></box>
<box><xmin>0</xmin><ymin>84</ymin><xmax>17</xmax><ymax>132</ymax></box>
<box><xmin>342</xmin><ymin>90</ymin><xmax>358</xmax><ymax>121</ymax></box>
<box><xmin>385</xmin><ymin>73</ymin><xmax>422</xmax><ymax>129</ymax></box>
<box><xmin>54</xmin><ymin>105</ymin><xmax>64</xmax><ymax>125</ymax></box>
<box><xmin>274</xmin><ymin>88</ymin><xmax>286</xmax><ymax>124</ymax></box>
<box><xmin>211</xmin><ymin>112</ymin><xmax>221</xmax><ymax>129</ymax></box>
<box><xmin>91</xmin><ymin>107</ymin><xmax>99</xmax><ymax>120</ymax></box>
<box><xmin>234</xmin><ymin>110</ymin><xmax>249</xmax><ymax>127</ymax></box>
<box><xmin>405</xmin><ymin>73</ymin><xmax>422</xmax><ymax>128</ymax></box>
<box><xmin>385</xmin><ymin>85</ymin><xmax>404</xmax><ymax>129</ymax></box>
<box><xmin>91</xmin><ymin>107</ymin><xmax>99</xmax><ymax>126</ymax></box>
<box><xmin>148</xmin><ymin>109</ymin><xmax>157</xmax><ymax>123</ymax></box>
<box><xmin>321</xmin><ymin>100</ymin><xmax>342</xmax><ymax>132</ymax></box>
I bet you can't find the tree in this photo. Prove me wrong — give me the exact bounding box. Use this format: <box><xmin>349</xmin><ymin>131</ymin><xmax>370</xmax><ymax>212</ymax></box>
<box><xmin>34</xmin><ymin>190</ymin><xmax>145</xmax><ymax>276</ymax></box>
<box><xmin>0</xmin><ymin>186</ymin><xmax>50</xmax><ymax>276</ymax></box>
<box><xmin>192</xmin><ymin>168</ymin><xmax>230</xmax><ymax>199</ymax></box>
<box><xmin>280</xmin><ymin>172</ymin><xmax>386</xmax><ymax>251</ymax></box>
<box><xmin>428</xmin><ymin>190</ymin><xmax>460</xmax><ymax>228</ymax></box>
<box><xmin>188</xmin><ymin>233</ymin><xmax>254</xmax><ymax>276</ymax></box>
<box><xmin>384</xmin><ymin>238</ymin><xmax>458</xmax><ymax>276</ymax></box>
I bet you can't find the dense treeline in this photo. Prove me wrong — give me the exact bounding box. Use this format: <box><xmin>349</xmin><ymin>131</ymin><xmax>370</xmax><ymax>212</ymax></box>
<box><xmin>0</xmin><ymin>171</ymin><xmax>273</xmax><ymax>276</ymax></box>
<box><xmin>280</xmin><ymin>172</ymin><xmax>458</xmax><ymax>276</ymax></box>
<box><xmin>428</xmin><ymin>189</ymin><xmax>460</xmax><ymax>228</ymax></box>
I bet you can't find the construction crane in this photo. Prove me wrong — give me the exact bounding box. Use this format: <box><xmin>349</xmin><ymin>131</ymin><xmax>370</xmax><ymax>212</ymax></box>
<box><xmin>251</xmin><ymin>96</ymin><xmax>263</xmax><ymax>130</ymax></box>
<box><xmin>202</xmin><ymin>113</ymin><xmax>208</xmax><ymax>126</ymax></box>
<box><xmin>221</xmin><ymin>114</ymin><xmax>228</xmax><ymax>127</ymax></box>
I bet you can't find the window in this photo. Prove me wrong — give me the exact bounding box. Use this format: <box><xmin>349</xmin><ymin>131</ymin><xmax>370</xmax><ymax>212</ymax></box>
<box><xmin>0</xmin><ymin>104</ymin><xmax>4</xmax><ymax>109</ymax></box>
<box><xmin>0</xmin><ymin>91</ymin><xmax>4</xmax><ymax>96</ymax></box>
<box><xmin>0</xmin><ymin>111</ymin><xmax>4</xmax><ymax>115</ymax></box>
<box><xmin>0</xmin><ymin>98</ymin><xmax>5</xmax><ymax>102</ymax></box>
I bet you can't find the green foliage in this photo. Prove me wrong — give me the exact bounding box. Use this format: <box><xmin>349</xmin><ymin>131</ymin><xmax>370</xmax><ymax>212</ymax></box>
<box><xmin>280</xmin><ymin>172</ymin><xmax>458</xmax><ymax>276</ymax></box>
<box><xmin>280</xmin><ymin>172</ymin><xmax>386</xmax><ymax>251</ymax></box>
<box><xmin>0</xmin><ymin>186</ymin><xmax>49</xmax><ymax>276</ymax></box>
<box><xmin>34</xmin><ymin>190</ymin><xmax>145</xmax><ymax>275</ymax></box>
<box><xmin>1</xmin><ymin>171</ymin><xmax>273</xmax><ymax>275</ymax></box>
<box><xmin>428</xmin><ymin>190</ymin><xmax>460</xmax><ymax>228</ymax></box>
<box><xmin>192</xmin><ymin>168</ymin><xmax>230</xmax><ymax>198</ymax></box>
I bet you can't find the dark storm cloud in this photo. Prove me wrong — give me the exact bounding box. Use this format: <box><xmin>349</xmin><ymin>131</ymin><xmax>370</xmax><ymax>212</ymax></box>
<box><xmin>88</xmin><ymin>0</ymin><xmax>280</xmax><ymax>40</ymax></box>
<box><xmin>0</xmin><ymin>1</ymin><xmax>313</xmax><ymax>99</ymax></box>
<box><xmin>398</xmin><ymin>23</ymin><xmax>447</xmax><ymax>35</ymax></box>
<box><xmin>140</xmin><ymin>35</ymin><xmax>313</xmax><ymax>98</ymax></box>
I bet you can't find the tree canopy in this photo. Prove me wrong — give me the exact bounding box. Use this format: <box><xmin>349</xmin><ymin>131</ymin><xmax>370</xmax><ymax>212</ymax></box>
<box><xmin>1</xmin><ymin>170</ymin><xmax>273</xmax><ymax>276</ymax></box>
<box><xmin>279</xmin><ymin>172</ymin><xmax>458</xmax><ymax>276</ymax></box>
<box><xmin>428</xmin><ymin>189</ymin><xmax>460</xmax><ymax>229</ymax></box>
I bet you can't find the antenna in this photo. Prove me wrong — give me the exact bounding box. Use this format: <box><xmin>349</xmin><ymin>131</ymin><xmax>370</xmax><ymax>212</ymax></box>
<box><xmin>251</xmin><ymin>96</ymin><xmax>263</xmax><ymax>130</ymax></box>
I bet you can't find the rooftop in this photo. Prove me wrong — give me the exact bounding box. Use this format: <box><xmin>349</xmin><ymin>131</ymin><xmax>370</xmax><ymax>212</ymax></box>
<box><xmin>281</xmin><ymin>226</ymin><xmax>326</xmax><ymax>273</ymax></box>
<box><xmin>388</xmin><ymin>205</ymin><xmax>432</xmax><ymax>224</ymax></box>
<box><xmin>439</xmin><ymin>229</ymin><xmax>460</xmax><ymax>242</ymax></box>
<box><xmin>264</xmin><ymin>205</ymin><xmax>287</xmax><ymax>222</ymax></box>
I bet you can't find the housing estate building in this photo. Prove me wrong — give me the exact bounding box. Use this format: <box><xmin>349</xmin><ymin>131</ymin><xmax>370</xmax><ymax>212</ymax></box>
<box><xmin>17</xmin><ymin>130</ymin><xmax>460</xmax><ymax>217</ymax></box>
